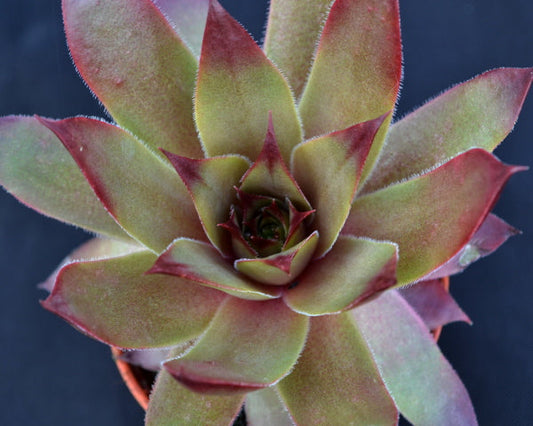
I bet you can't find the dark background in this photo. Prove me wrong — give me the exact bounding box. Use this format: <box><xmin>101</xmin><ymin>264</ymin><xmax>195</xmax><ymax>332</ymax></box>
<box><xmin>1</xmin><ymin>1</ymin><xmax>531</xmax><ymax>425</ymax></box>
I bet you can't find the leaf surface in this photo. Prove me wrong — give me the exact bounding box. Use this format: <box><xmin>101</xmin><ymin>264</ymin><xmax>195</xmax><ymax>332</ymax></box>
<box><xmin>291</xmin><ymin>114</ymin><xmax>387</xmax><ymax>256</ymax></box>
<box><xmin>165</xmin><ymin>298</ymin><xmax>309</xmax><ymax>393</ymax></box>
<box><xmin>195</xmin><ymin>0</ymin><xmax>301</xmax><ymax>163</ymax></box>
<box><xmin>298</xmin><ymin>0</ymin><xmax>401</xmax><ymax>180</ymax></box>
<box><xmin>344</xmin><ymin>149</ymin><xmax>523</xmax><ymax>285</ymax></box>
<box><xmin>277</xmin><ymin>314</ymin><xmax>398</xmax><ymax>425</ymax></box>
<box><xmin>363</xmin><ymin>68</ymin><xmax>533</xmax><ymax>193</ymax></box>
<box><xmin>146</xmin><ymin>369</ymin><xmax>244</xmax><ymax>425</ymax></box>
<box><xmin>43</xmin><ymin>250</ymin><xmax>227</xmax><ymax>349</ymax></box>
<box><xmin>149</xmin><ymin>238</ymin><xmax>281</xmax><ymax>300</ymax></box>
<box><xmin>283</xmin><ymin>236</ymin><xmax>397</xmax><ymax>315</ymax></box>
<box><xmin>352</xmin><ymin>291</ymin><xmax>477</xmax><ymax>425</ymax></box>
<box><xmin>264</xmin><ymin>0</ymin><xmax>332</xmax><ymax>98</ymax></box>
<box><xmin>0</xmin><ymin>116</ymin><xmax>126</xmax><ymax>239</ymax></box>
<box><xmin>63</xmin><ymin>0</ymin><xmax>203</xmax><ymax>158</ymax></box>
<box><xmin>41</xmin><ymin>116</ymin><xmax>205</xmax><ymax>253</ymax></box>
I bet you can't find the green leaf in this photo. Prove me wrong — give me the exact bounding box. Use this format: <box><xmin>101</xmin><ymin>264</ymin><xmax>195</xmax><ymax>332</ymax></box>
<box><xmin>164</xmin><ymin>297</ymin><xmax>309</xmax><ymax>393</ymax></box>
<box><xmin>344</xmin><ymin>149</ymin><xmax>523</xmax><ymax>285</ymax></box>
<box><xmin>283</xmin><ymin>236</ymin><xmax>397</xmax><ymax>315</ymax></box>
<box><xmin>298</xmin><ymin>0</ymin><xmax>401</xmax><ymax>180</ymax></box>
<box><xmin>148</xmin><ymin>238</ymin><xmax>281</xmax><ymax>300</ymax></box>
<box><xmin>40</xmin><ymin>116</ymin><xmax>205</xmax><ymax>253</ymax></box>
<box><xmin>264</xmin><ymin>0</ymin><xmax>332</xmax><ymax>98</ymax></box>
<box><xmin>291</xmin><ymin>114</ymin><xmax>387</xmax><ymax>256</ymax></box>
<box><xmin>156</xmin><ymin>0</ymin><xmax>209</xmax><ymax>57</ymax></box>
<box><xmin>42</xmin><ymin>250</ymin><xmax>227</xmax><ymax>349</ymax></box>
<box><xmin>146</xmin><ymin>369</ymin><xmax>244</xmax><ymax>425</ymax></box>
<box><xmin>277</xmin><ymin>314</ymin><xmax>398</xmax><ymax>425</ymax></box>
<box><xmin>245</xmin><ymin>387</ymin><xmax>295</xmax><ymax>426</ymax></box>
<box><xmin>235</xmin><ymin>231</ymin><xmax>319</xmax><ymax>285</ymax></box>
<box><xmin>352</xmin><ymin>291</ymin><xmax>477</xmax><ymax>425</ymax></box>
<box><xmin>40</xmin><ymin>237</ymin><xmax>143</xmax><ymax>292</ymax></box>
<box><xmin>363</xmin><ymin>67</ymin><xmax>533</xmax><ymax>193</ymax></box>
<box><xmin>163</xmin><ymin>151</ymin><xmax>250</xmax><ymax>256</ymax></box>
<box><xmin>195</xmin><ymin>0</ymin><xmax>302</xmax><ymax>164</ymax></box>
<box><xmin>63</xmin><ymin>0</ymin><xmax>203</xmax><ymax>158</ymax></box>
<box><xmin>0</xmin><ymin>116</ymin><xmax>127</xmax><ymax>240</ymax></box>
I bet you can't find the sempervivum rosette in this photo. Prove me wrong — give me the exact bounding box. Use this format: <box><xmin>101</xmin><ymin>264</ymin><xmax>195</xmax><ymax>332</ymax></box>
<box><xmin>0</xmin><ymin>0</ymin><xmax>531</xmax><ymax>424</ymax></box>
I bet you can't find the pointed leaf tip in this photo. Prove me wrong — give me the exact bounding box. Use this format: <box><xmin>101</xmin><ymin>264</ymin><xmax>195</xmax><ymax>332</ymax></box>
<box><xmin>195</xmin><ymin>0</ymin><xmax>301</xmax><ymax>163</ymax></box>
<box><xmin>37</xmin><ymin>116</ymin><xmax>205</xmax><ymax>252</ymax></box>
<box><xmin>292</xmin><ymin>114</ymin><xmax>389</xmax><ymax>257</ymax></box>
<box><xmin>163</xmin><ymin>150</ymin><xmax>251</xmax><ymax>256</ymax></box>
<box><xmin>239</xmin><ymin>115</ymin><xmax>311</xmax><ymax>211</ymax></box>
<box><xmin>345</xmin><ymin>148</ymin><xmax>524</xmax><ymax>285</ymax></box>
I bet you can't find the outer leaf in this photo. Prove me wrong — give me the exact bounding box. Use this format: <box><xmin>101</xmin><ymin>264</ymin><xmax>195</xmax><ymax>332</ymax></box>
<box><xmin>195</xmin><ymin>0</ymin><xmax>302</xmax><ymax>163</ymax></box>
<box><xmin>291</xmin><ymin>114</ymin><xmax>387</xmax><ymax>256</ymax></box>
<box><xmin>399</xmin><ymin>279</ymin><xmax>471</xmax><ymax>331</ymax></box>
<box><xmin>422</xmin><ymin>213</ymin><xmax>519</xmax><ymax>280</ymax></box>
<box><xmin>352</xmin><ymin>291</ymin><xmax>477</xmax><ymax>425</ymax></box>
<box><xmin>146</xmin><ymin>369</ymin><xmax>245</xmax><ymax>425</ymax></box>
<box><xmin>240</xmin><ymin>115</ymin><xmax>311</xmax><ymax>211</ymax></box>
<box><xmin>363</xmin><ymin>68</ymin><xmax>533</xmax><ymax>193</ymax></box>
<box><xmin>155</xmin><ymin>0</ymin><xmax>209</xmax><ymax>57</ymax></box>
<box><xmin>264</xmin><ymin>0</ymin><xmax>332</xmax><ymax>98</ymax></box>
<box><xmin>163</xmin><ymin>151</ymin><xmax>250</xmax><ymax>256</ymax></box>
<box><xmin>40</xmin><ymin>237</ymin><xmax>143</xmax><ymax>292</ymax></box>
<box><xmin>235</xmin><ymin>231</ymin><xmax>319</xmax><ymax>285</ymax></box>
<box><xmin>343</xmin><ymin>149</ymin><xmax>523</xmax><ymax>285</ymax></box>
<box><xmin>0</xmin><ymin>116</ymin><xmax>127</xmax><ymax>239</ymax></box>
<box><xmin>165</xmin><ymin>298</ymin><xmax>309</xmax><ymax>394</ymax></box>
<box><xmin>298</xmin><ymin>0</ymin><xmax>401</xmax><ymax>179</ymax></box>
<box><xmin>245</xmin><ymin>387</ymin><xmax>295</xmax><ymax>426</ymax></box>
<box><xmin>63</xmin><ymin>0</ymin><xmax>203</xmax><ymax>158</ymax></box>
<box><xmin>277</xmin><ymin>314</ymin><xmax>398</xmax><ymax>425</ymax></box>
<box><xmin>283</xmin><ymin>236</ymin><xmax>397</xmax><ymax>315</ymax></box>
<box><xmin>42</xmin><ymin>250</ymin><xmax>226</xmax><ymax>349</ymax></box>
<box><xmin>40</xmin><ymin>116</ymin><xmax>204</xmax><ymax>253</ymax></box>
<box><xmin>148</xmin><ymin>238</ymin><xmax>281</xmax><ymax>300</ymax></box>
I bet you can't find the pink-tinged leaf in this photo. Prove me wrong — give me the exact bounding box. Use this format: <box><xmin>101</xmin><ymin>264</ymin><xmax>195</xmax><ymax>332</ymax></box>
<box><xmin>39</xmin><ymin>237</ymin><xmax>143</xmax><ymax>292</ymax></box>
<box><xmin>264</xmin><ymin>0</ymin><xmax>332</xmax><ymax>98</ymax></box>
<box><xmin>422</xmin><ymin>213</ymin><xmax>519</xmax><ymax>280</ymax></box>
<box><xmin>118</xmin><ymin>340</ymin><xmax>195</xmax><ymax>372</ymax></box>
<box><xmin>343</xmin><ymin>149</ymin><xmax>524</xmax><ymax>285</ymax></box>
<box><xmin>239</xmin><ymin>115</ymin><xmax>311</xmax><ymax>211</ymax></box>
<box><xmin>163</xmin><ymin>151</ymin><xmax>250</xmax><ymax>256</ymax></box>
<box><xmin>195</xmin><ymin>0</ymin><xmax>302</xmax><ymax>163</ymax></box>
<box><xmin>245</xmin><ymin>387</ymin><xmax>295</xmax><ymax>426</ymax></box>
<box><xmin>235</xmin><ymin>231</ymin><xmax>319</xmax><ymax>285</ymax></box>
<box><xmin>363</xmin><ymin>68</ymin><xmax>533</xmax><ymax>194</ymax></box>
<box><xmin>148</xmin><ymin>238</ymin><xmax>281</xmax><ymax>300</ymax></box>
<box><xmin>146</xmin><ymin>369</ymin><xmax>245</xmax><ymax>425</ymax></box>
<box><xmin>284</xmin><ymin>236</ymin><xmax>397</xmax><ymax>315</ymax></box>
<box><xmin>0</xmin><ymin>116</ymin><xmax>127</xmax><ymax>240</ymax></box>
<box><xmin>298</xmin><ymin>0</ymin><xmax>401</xmax><ymax>180</ymax></box>
<box><xmin>155</xmin><ymin>0</ymin><xmax>209</xmax><ymax>57</ymax></box>
<box><xmin>164</xmin><ymin>298</ymin><xmax>309</xmax><ymax>394</ymax></box>
<box><xmin>291</xmin><ymin>114</ymin><xmax>388</xmax><ymax>257</ymax></box>
<box><xmin>63</xmin><ymin>0</ymin><xmax>202</xmax><ymax>158</ymax></box>
<box><xmin>42</xmin><ymin>250</ymin><xmax>227</xmax><ymax>349</ymax></box>
<box><xmin>277</xmin><ymin>314</ymin><xmax>398</xmax><ymax>425</ymax></box>
<box><xmin>39</xmin><ymin>116</ymin><xmax>205</xmax><ymax>253</ymax></box>
<box><xmin>399</xmin><ymin>279</ymin><xmax>471</xmax><ymax>331</ymax></box>
<box><xmin>352</xmin><ymin>291</ymin><xmax>478</xmax><ymax>425</ymax></box>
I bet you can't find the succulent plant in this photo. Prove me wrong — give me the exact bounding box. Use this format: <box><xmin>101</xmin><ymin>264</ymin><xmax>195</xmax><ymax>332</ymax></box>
<box><xmin>1</xmin><ymin>0</ymin><xmax>531</xmax><ymax>424</ymax></box>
